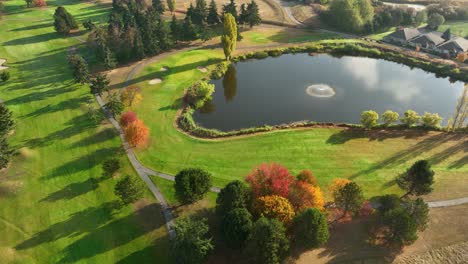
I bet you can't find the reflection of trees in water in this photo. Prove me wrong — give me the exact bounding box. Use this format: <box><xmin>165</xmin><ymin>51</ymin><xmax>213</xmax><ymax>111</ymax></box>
<box><xmin>198</xmin><ymin>99</ymin><xmax>216</xmax><ymax>114</ymax></box>
<box><xmin>452</xmin><ymin>84</ymin><xmax>467</xmax><ymax>129</ymax></box>
<box><xmin>223</xmin><ymin>64</ymin><xmax>237</xmax><ymax>102</ymax></box>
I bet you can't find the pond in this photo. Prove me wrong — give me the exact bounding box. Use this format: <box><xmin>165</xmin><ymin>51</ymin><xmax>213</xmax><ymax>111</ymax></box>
<box><xmin>192</xmin><ymin>53</ymin><xmax>465</xmax><ymax>131</ymax></box>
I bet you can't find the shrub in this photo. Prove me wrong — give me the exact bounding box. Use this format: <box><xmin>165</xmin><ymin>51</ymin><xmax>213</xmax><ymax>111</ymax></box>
<box><xmin>174</xmin><ymin>168</ymin><xmax>212</xmax><ymax>204</ymax></box>
<box><xmin>401</xmin><ymin>110</ymin><xmax>420</xmax><ymax>127</ymax></box>
<box><xmin>211</xmin><ymin>61</ymin><xmax>230</xmax><ymax>79</ymax></box>
<box><xmin>381</xmin><ymin>110</ymin><xmax>399</xmax><ymax>127</ymax></box>
<box><xmin>288</xmin><ymin>181</ymin><xmax>324</xmax><ymax>211</ymax></box>
<box><xmin>114</xmin><ymin>175</ymin><xmax>144</xmax><ymax>204</ymax></box>
<box><xmin>120</xmin><ymin>111</ymin><xmax>138</xmax><ymax>127</ymax></box>
<box><xmin>246</xmin><ymin>217</ymin><xmax>289</xmax><ymax>264</ymax></box>
<box><xmin>102</xmin><ymin>158</ymin><xmax>120</xmax><ymax>178</ymax></box>
<box><xmin>292</xmin><ymin>208</ymin><xmax>329</xmax><ymax>248</ymax></box>
<box><xmin>0</xmin><ymin>71</ymin><xmax>10</xmax><ymax>82</ymax></box>
<box><xmin>377</xmin><ymin>194</ymin><xmax>401</xmax><ymax>214</ymax></box>
<box><xmin>221</xmin><ymin>208</ymin><xmax>253</xmax><ymax>248</ymax></box>
<box><xmin>216</xmin><ymin>180</ymin><xmax>251</xmax><ymax>216</ymax></box>
<box><xmin>421</xmin><ymin>112</ymin><xmax>442</xmax><ymax>128</ymax></box>
<box><xmin>245</xmin><ymin>163</ymin><xmax>295</xmax><ymax>198</ymax></box>
<box><xmin>253</xmin><ymin>195</ymin><xmax>295</xmax><ymax>224</ymax></box>
<box><xmin>360</xmin><ymin>110</ymin><xmax>379</xmax><ymax>128</ymax></box>
<box><xmin>397</xmin><ymin>160</ymin><xmax>434</xmax><ymax>198</ymax></box>
<box><xmin>253</xmin><ymin>51</ymin><xmax>268</xmax><ymax>59</ymax></box>
<box><xmin>185</xmin><ymin>81</ymin><xmax>215</xmax><ymax>109</ymax></box>
<box><xmin>267</xmin><ymin>49</ymin><xmax>283</xmax><ymax>57</ymax></box>
<box><xmin>173</xmin><ymin>217</ymin><xmax>214</xmax><ymax>264</ymax></box>
<box><xmin>381</xmin><ymin>208</ymin><xmax>418</xmax><ymax>246</ymax></box>
<box><xmin>297</xmin><ymin>169</ymin><xmax>317</xmax><ymax>186</ymax></box>
<box><xmin>407</xmin><ymin>198</ymin><xmax>429</xmax><ymax>231</ymax></box>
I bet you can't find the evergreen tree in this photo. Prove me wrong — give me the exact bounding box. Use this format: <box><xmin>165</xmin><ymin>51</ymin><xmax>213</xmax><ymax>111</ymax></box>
<box><xmin>247</xmin><ymin>218</ymin><xmax>289</xmax><ymax>264</ymax></box>
<box><xmin>221</xmin><ymin>13</ymin><xmax>237</xmax><ymax>60</ymax></box>
<box><xmin>292</xmin><ymin>208</ymin><xmax>329</xmax><ymax>248</ymax></box>
<box><xmin>155</xmin><ymin>19</ymin><xmax>174</xmax><ymax>50</ymax></box>
<box><xmin>207</xmin><ymin>0</ymin><xmax>220</xmax><ymax>25</ymax></box>
<box><xmin>193</xmin><ymin>0</ymin><xmax>207</xmax><ymax>25</ymax></box>
<box><xmin>114</xmin><ymin>175</ymin><xmax>144</xmax><ymax>204</ymax></box>
<box><xmin>25</xmin><ymin>0</ymin><xmax>33</xmax><ymax>8</ymax></box>
<box><xmin>166</xmin><ymin>0</ymin><xmax>175</xmax><ymax>14</ymax></box>
<box><xmin>0</xmin><ymin>104</ymin><xmax>14</xmax><ymax>137</ymax></box>
<box><xmin>397</xmin><ymin>160</ymin><xmax>435</xmax><ymax>198</ymax></box>
<box><xmin>67</xmin><ymin>54</ymin><xmax>90</xmax><ymax>84</ymax></box>
<box><xmin>222</xmin><ymin>0</ymin><xmax>237</xmax><ymax>21</ymax></box>
<box><xmin>133</xmin><ymin>29</ymin><xmax>146</xmax><ymax>60</ymax></box>
<box><xmin>90</xmin><ymin>73</ymin><xmax>111</xmax><ymax>95</ymax></box>
<box><xmin>186</xmin><ymin>3</ymin><xmax>195</xmax><ymax>23</ymax></box>
<box><xmin>152</xmin><ymin>0</ymin><xmax>165</xmax><ymax>14</ymax></box>
<box><xmin>105</xmin><ymin>93</ymin><xmax>124</xmax><ymax>117</ymax></box>
<box><xmin>103</xmin><ymin>47</ymin><xmax>117</xmax><ymax>69</ymax></box>
<box><xmin>142</xmin><ymin>8</ymin><xmax>161</xmax><ymax>56</ymax></box>
<box><xmin>0</xmin><ymin>137</ymin><xmax>14</xmax><ymax>169</ymax></box>
<box><xmin>181</xmin><ymin>16</ymin><xmax>198</xmax><ymax>41</ymax></box>
<box><xmin>239</xmin><ymin>3</ymin><xmax>247</xmax><ymax>25</ymax></box>
<box><xmin>246</xmin><ymin>0</ymin><xmax>261</xmax><ymax>27</ymax></box>
<box><xmin>170</xmin><ymin>15</ymin><xmax>181</xmax><ymax>41</ymax></box>
<box><xmin>53</xmin><ymin>6</ymin><xmax>78</xmax><ymax>34</ymax></box>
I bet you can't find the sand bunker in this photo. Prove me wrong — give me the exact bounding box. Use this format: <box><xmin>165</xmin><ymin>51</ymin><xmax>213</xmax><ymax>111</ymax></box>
<box><xmin>197</xmin><ymin>66</ymin><xmax>208</xmax><ymax>73</ymax></box>
<box><xmin>306</xmin><ymin>84</ymin><xmax>336</xmax><ymax>98</ymax></box>
<box><xmin>149</xmin><ymin>78</ymin><xmax>162</xmax><ymax>85</ymax></box>
<box><xmin>0</xmin><ymin>59</ymin><xmax>8</xmax><ymax>71</ymax></box>
<box><xmin>160</xmin><ymin>67</ymin><xmax>168</xmax><ymax>71</ymax></box>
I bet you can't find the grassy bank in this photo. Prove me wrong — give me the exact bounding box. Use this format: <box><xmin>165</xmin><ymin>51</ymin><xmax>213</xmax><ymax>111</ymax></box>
<box><xmin>0</xmin><ymin>0</ymin><xmax>170</xmax><ymax>263</ymax></box>
<box><xmin>129</xmin><ymin>47</ymin><xmax>467</xmax><ymax>200</ymax></box>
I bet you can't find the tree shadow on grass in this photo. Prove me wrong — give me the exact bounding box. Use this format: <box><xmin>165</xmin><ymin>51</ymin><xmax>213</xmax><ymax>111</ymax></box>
<box><xmin>326</xmin><ymin>129</ymin><xmax>429</xmax><ymax>145</ymax></box>
<box><xmin>449</xmin><ymin>155</ymin><xmax>468</xmax><ymax>169</ymax></box>
<box><xmin>158</xmin><ymin>98</ymin><xmax>183</xmax><ymax>112</ymax></box>
<box><xmin>15</xmin><ymin>200</ymin><xmax>122</xmax><ymax>250</ymax></box>
<box><xmin>346</xmin><ymin>133</ymin><xmax>465</xmax><ymax>180</ymax></box>
<box><xmin>11</xmin><ymin>22</ymin><xmax>52</xmax><ymax>32</ymax></box>
<box><xmin>42</xmin><ymin>146</ymin><xmax>120</xmax><ymax>180</ymax></box>
<box><xmin>3</xmin><ymin>32</ymin><xmax>60</xmax><ymax>46</ymax></box>
<box><xmin>58</xmin><ymin>203</ymin><xmax>165</xmax><ymax>263</ymax></box>
<box><xmin>287</xmin><ymin>219</ymin><xmax>398</xmax><ymax>264</ymax></box>
<box><xmin>21</xmin><ymin>96</ymin><xmax>89</xmax><ymax>118</ymax></box>
<box><xmin>116</xmin><ymin>234</ymin><xmax>172</xmax><ymax>264</ymax></box>
<box><xmin>39</xmin><ymin>177</ymin><xmax>103</xmax><ymax>202</ymax></box>
<box><xmin>70</xmin><ymin>128</ymin><xmax>118</xmax><ymax>148</ymax></box>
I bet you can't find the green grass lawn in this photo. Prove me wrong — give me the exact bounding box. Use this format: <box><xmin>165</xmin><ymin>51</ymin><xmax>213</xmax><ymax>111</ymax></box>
<box><xmin>242</xmin><ymin>29</ymin><xmax>339</xmax><ymax>45</ymax></box>
<box><xmin>439</xmin><ymin>20</ymin><xmax>468</xmax><ymax>38</ymax></box>
<box><xmin>367</xmin><ymin>27</ymin><xmax>396</xmax><ymax>40</ymax></box>
<box><xmin>131</xmin><ymin>48</ymin><xmax>467</xmax><ymax>201</ymax></box>
<box><xmin>0</xmin><ymin>0</ymin><xmax>170</xmax><ymax>263</ymax></box>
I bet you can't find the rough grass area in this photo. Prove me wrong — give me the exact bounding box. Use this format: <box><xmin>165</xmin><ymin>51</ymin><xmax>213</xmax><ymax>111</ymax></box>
<box><xmin>0</xmin><ymin>0</ymin><xmax>170</xmax><ymax>263</ymax></box>
<box><xmin>439</xmin><ymin>20</ymin><xmax>468</xmax><ymax>38</ymax></box>
<box><xmin>128</xmin><ymin>47</ymin><xmax>467</xmax><ymax>200</ymax></box>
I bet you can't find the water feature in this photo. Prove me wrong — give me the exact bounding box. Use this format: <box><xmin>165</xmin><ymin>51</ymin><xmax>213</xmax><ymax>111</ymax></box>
<box><xmin>193</xmin><ymin>53</ymin><xmax>465</xmax><ymax>131</ymax></box>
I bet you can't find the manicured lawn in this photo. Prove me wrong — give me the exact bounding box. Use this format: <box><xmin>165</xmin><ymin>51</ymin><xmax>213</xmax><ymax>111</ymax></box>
<box><xmin>131</xmin><ymin>48</ymin><xmax>467</xmax><ymax>200</ymax></box>
<box><xmin>0</xmin><ymin>0</ymin><xmax>170</xmax><ymax>263</ymax></box>
<box><xmin>439</xmin><ymin>20</ymin><xmax>468</xmax><ymax>38</ymax></box>
<box><xmin>242</xmin><ymin>27</ymin><xmax>339</xmax><ymax>45</ymax></box>
<box><xmin>367</xmin><ymin>27</ymin><xmax>396</xmax><ymax>40</ymax></box>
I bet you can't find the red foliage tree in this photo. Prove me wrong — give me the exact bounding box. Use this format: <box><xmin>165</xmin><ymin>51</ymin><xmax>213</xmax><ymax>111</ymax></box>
<box><xmin>124</xmin><ymin>119</ymin><xmax>149</xmax><ymax>147</ymax></box>
<box><xmin>33</xmin><ymin>0</ymin><xmax>47</xmax><ymax>7</ymax></box>
<box><xmin>120</xmin><ymin>111</ymin><xmax>138</xmax><ymax>128</ymax></box>
<box><xmin>288</xmin><ymin>180</ymin><xmax>324</xmax><ymax>212</ymax></box>
<box><xmin>297</xmin><ymin>169</ymin><xmax>318</xmax><ymax>186</ymax></box>
<box><xmin>359</xmin><ymin>201</ymin><xmax>374</xmax><ymax>218</ymax></box>
<box><xmin>245</xmin><ymin>163</ymin><xmax>295</xmax><ymax>198</ymax></box>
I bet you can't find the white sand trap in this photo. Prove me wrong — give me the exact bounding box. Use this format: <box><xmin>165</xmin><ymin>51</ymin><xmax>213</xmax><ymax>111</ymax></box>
<box><xmin>149</xmin><ymin>78</ymin><xmax>162</xmax><ymax>85</ymax></box>
<box><xmin>160</xmin><ymin>67</ymin><xmax>168</xmax><ymax>71</ymax></box>
<box><xmin>0</xmin><ymin>59</ymin><xmax>8</xmax><ymax>71</ymax></box>
<box><xmin>197</xmin><ymin>66</ymin><xmax>208</xmax><ymax>73</ymax></box>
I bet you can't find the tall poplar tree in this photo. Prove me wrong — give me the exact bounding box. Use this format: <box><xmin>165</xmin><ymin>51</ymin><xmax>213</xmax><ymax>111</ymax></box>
<box><xmin>221</xmin><ymin>13</ymin><xmax>237</xmax><ymax>60</ymax></box>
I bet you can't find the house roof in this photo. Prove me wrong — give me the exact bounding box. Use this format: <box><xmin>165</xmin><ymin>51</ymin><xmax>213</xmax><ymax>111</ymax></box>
<box><xmin>438</xmin><ymin>37</ymin><xmax>468</xmax><ymax>52</ymax></box>
<box><xmin>386</xmin><ymin>28</ymin><xmax>421</xmax><ymax>41</ymax></box>
<box><xmin>411</xmin><ymin>32</ymin><xmax>445</xmax><ymax>46</ymax></box>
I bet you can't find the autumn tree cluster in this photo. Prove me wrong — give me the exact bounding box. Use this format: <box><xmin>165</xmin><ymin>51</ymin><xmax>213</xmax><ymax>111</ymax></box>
<box><xmin>120</xmin><ymin>111</ymin><xmax>150</xmax><ymax>147</ymax></box>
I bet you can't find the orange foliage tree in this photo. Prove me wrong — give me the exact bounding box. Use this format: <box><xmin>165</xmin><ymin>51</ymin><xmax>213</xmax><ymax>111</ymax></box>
<box><xmin>297</xmin><ymin>169</ymin><xmax>317</xmax><ymax>186</ymax></box>
<box><xmin>457</xmin><ymin>52</ymin><xmax>467</xmax><ymax>63</ymax></box>
<box><xmin>328</xmin><ymin>178</ymin><xmax>351</xmax><ymax>197</ymax></box>
<box><xmin>288</xmin><ymin>181</ymin><xmax>325</xmax><ymax>211</ymax></box>
<box><xmin>121</xmin><ymin>86</ymin><xmax>143</xmax><ymax>107</ymax></box>
<box><xmin>124</xmin><ymin>119</ymin><xmax>149</xmax><ymax>147</ymax></box>
<box><xmin>245</xmin><ymin>163</ymin><xmax>295</xmax><ymax>198</ymax></box>
<box><xmin>254</xmin><ymin>195</ymin><xmax>295</xmax><ymax>224</ymax></box>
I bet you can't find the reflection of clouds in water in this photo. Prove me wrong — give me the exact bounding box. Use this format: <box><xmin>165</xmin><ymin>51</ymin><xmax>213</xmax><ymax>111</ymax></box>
<box><xmin>343</xmin><ymin>56</ymin><xmax>421</xmax><ymax>103</ymax></box>
<box><xmin>343</xmin><ymin>57</ymin><xmax>379</xmax><ymax>89</ymax></box>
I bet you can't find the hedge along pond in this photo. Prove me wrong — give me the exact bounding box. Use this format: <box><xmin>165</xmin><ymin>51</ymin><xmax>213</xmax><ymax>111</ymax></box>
<box><xmin>190</xmin><ymin>49</ymin><xmax>466</xmax><ymax>132</ymax></box>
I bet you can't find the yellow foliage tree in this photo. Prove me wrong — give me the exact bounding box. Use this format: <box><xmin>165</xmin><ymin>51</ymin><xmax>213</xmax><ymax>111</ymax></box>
<box><xmin>121</xmin><ymin>86</ymin><xmax>143</xmax><ymax>107</ymax></box>
<box><xmin>328</xmin><ymin>178</ymin><xmax>351</xmax><ymax>197</ymax></box>
<box><xmin>254</xmin><ymin>195</ymin><xmax>295</xmax><ymax>224</ymax></box>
